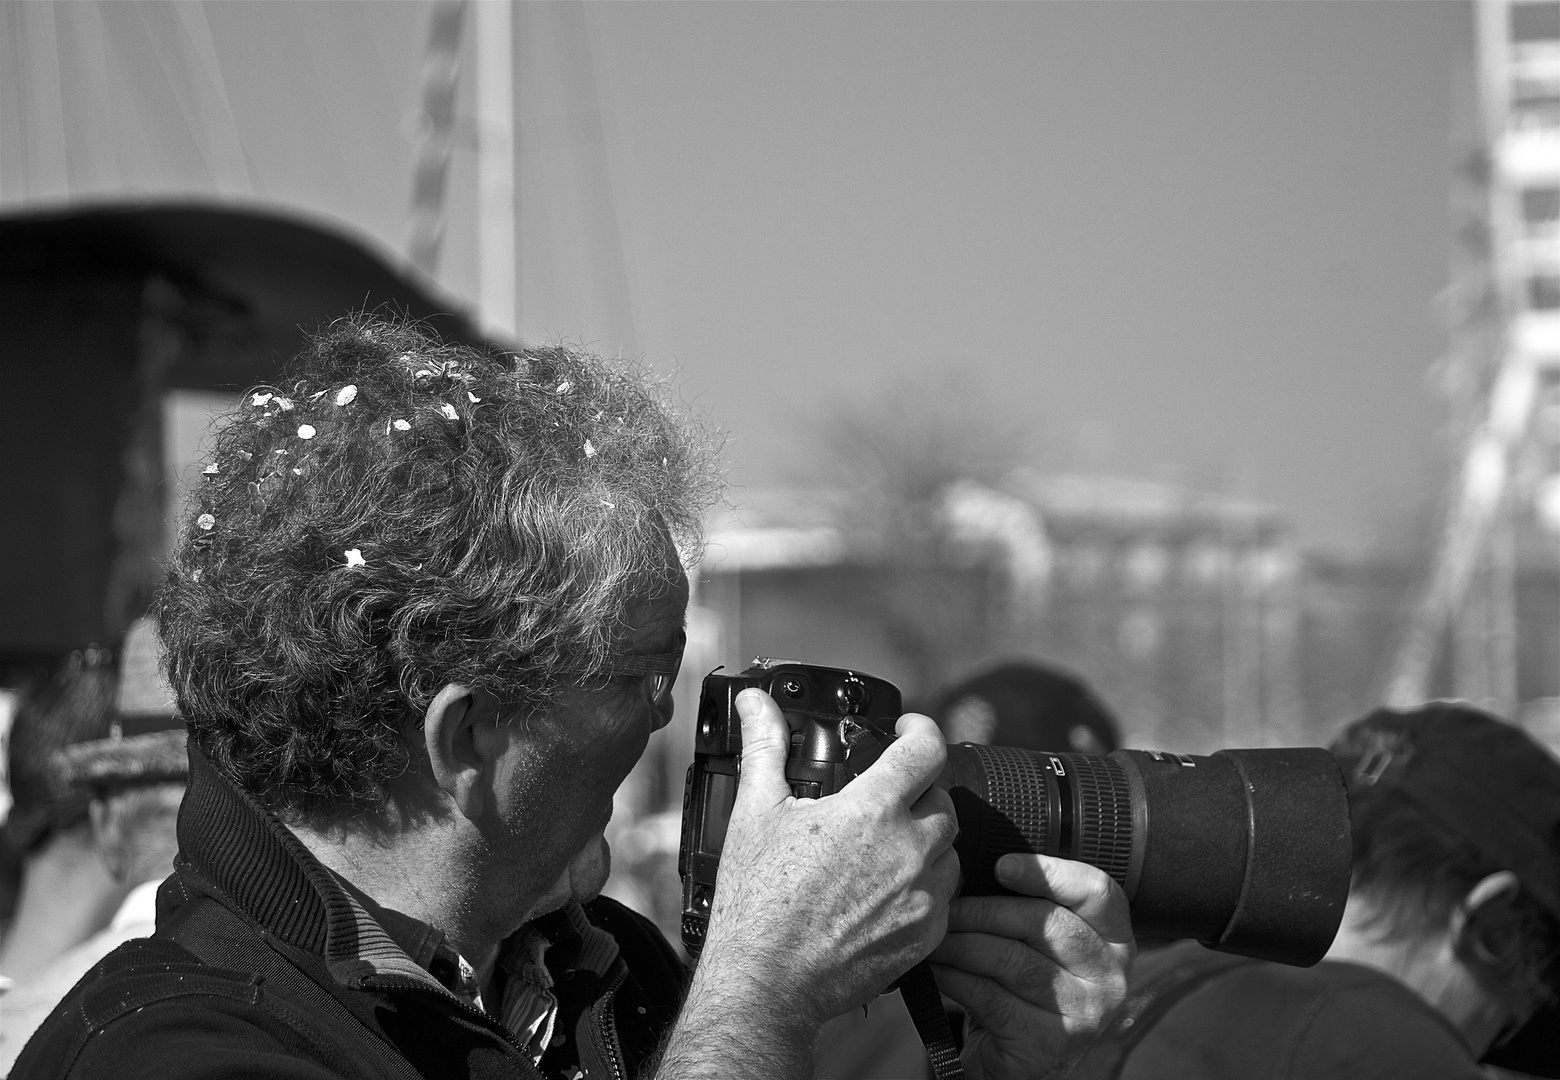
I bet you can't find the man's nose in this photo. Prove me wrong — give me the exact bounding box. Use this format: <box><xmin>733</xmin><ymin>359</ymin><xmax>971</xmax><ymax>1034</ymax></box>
<box><xmin>650</xmin><ymin>687</ymin><xmax>675</xmax><ymax>732</ymax></box>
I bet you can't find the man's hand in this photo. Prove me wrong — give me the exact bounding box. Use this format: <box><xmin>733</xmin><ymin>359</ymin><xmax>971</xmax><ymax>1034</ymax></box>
<box><xmin>657</xmin><ymin>690</ymin><xmax>959</xmax><ymax>1080</ymax></box>
<box><xmin>930</xmin><ymin>854</ymin><xmax>1134</xmax><ymax>1080</ymax></box>
<box><xmin>703</xmin><ymin>689</ymin><xmax>961</xmax><ymax>1024</ymax></box>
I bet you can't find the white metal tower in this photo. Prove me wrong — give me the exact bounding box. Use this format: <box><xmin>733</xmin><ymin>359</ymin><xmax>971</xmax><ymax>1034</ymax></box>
<box><xmin>1388</xmin><ymin>0</ymin><xmax>1560</xmax><ymax>713</ymax></box>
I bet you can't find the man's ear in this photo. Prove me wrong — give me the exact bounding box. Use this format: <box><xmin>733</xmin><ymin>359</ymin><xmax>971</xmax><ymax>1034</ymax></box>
<box><xmin>1451</xmin><ymin>870</ymin><xmax>1526</xmax><ymax>984</ymax></box>
<box><xmin>424</xmin><ymin>683</ymin><xmax>499</xmax><ymax>822</ymax></box>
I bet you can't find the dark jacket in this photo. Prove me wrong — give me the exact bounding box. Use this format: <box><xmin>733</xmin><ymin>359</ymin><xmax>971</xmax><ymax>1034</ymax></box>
<box><xmin>13</xmin><ymin>748</ymin><xmax>688</xmax><ymax>1080</ymax></box>
<box><xmin>1075</xmin><ymin>940</ymin><xmax>1486</xmax><ymax>1080</ymax></box>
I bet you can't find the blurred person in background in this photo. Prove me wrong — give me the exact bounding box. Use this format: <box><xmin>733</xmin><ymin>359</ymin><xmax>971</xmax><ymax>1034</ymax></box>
<box><xmin>0</xmin><ymin>618</ymin><xmax>187</xmax><ymax>1073</ymax></box>
<box><xmin>1074</xmin><ymin>702</ymin><xmax>1560</xmax><ymax>1080</ymax></box>
<box><xmin>0</xmin><ymin>687</ymin><xmax>24</xmax><ymax>943</ymax></box>
<box><xmin>929</xmin><ymin>659</ymin><xmax>1120</xmax><ymax>755</ymax></box>
<box><xmin>0</xmin><ymin>649</ymin><xmax>122</xmax><ymax>984</ymax></box>
<box><xmin>15</xmin><ymin>317</ymin><xmax>1131</xmax><ymax>1080</ymax></box>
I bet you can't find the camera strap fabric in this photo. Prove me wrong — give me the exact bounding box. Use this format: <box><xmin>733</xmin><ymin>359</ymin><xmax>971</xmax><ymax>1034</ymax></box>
<box><xmin>1069</xmin><ymin>947</ymin><xmax>1258</xmax><ymax>1080</ymax></box>
<box><xmin>897</xmin><ymin>960</ymin><xmax>966</xmax><ymax>1080</ymax></box>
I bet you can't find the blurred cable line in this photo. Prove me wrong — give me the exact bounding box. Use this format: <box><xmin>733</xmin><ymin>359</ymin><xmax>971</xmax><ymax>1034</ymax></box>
<box><xmin>475</xmin><ymin>0</ymin><xmax>516</xmax><ymax>340</ymax></box>
<box><xmin>407</xmin><ymin>0</ymin><xmax>468</xmax><ymax>280</ymax></box>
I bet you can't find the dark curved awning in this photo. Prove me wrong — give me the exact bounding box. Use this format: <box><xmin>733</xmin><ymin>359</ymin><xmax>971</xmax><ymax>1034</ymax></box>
<box><xmin>0</xmin><ymin>202</ymin><xmax>487</xmax><ymax>664</ymax></box>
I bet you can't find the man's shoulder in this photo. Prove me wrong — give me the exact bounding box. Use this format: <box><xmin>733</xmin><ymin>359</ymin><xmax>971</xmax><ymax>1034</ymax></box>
<box><xmin>8</xmin><ymin>936</ymin><xmax>318</xmax><ymax>1080</ymax></box>
<box><xmin>1114</xmin><ymin>943</ymin><xmax>1484</xmax><ymax>1080</ymax></box>
<box><xmin>0</xmin><ymin>919</ymin><xmax>171</xmax><ymax>1075</ymax></box>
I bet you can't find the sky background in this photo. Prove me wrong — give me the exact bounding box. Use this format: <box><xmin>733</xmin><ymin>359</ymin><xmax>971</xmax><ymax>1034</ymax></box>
<box><xmin>0</xmin><ymin>1</ymin><xmax>1476</xmax><ymax>554</ymax></box>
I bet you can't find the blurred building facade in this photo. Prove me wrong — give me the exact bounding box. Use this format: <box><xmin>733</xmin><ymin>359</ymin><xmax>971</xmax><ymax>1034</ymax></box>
<box><xmin>690</xmin><ymin>474</ymin><xmax>1315</xmax><ymax>756</ymax></box>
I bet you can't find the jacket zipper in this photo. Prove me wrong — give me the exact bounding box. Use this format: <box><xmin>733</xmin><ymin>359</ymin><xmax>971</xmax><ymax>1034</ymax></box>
<box><xmin>364</xmin><ymin>974</ymin><xmax>534</xmax><ymax>1058</ymax></box>
<box><xmin>593</xmin><ymin>965</ymin><xmax>630</xmax><ymax>1080</ymax></box>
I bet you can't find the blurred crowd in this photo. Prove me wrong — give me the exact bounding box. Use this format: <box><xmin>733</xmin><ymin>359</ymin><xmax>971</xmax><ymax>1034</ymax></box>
<box><xmin>0</xmin><ymin>620</ymin><xmax>185</xmax><ymax>1070</ymax></box>
<box><xmin>7</xmin><ymin>618</ymin><xmax>1559</xmax><ymax>1078</ymax></box>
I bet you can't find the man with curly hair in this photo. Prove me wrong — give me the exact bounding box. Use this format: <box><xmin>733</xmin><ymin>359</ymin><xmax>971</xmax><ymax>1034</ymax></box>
<box><xmin>15</xmin><ymin>316</ymin><xmax>1131</xmax><ymax>1080</ymax></box>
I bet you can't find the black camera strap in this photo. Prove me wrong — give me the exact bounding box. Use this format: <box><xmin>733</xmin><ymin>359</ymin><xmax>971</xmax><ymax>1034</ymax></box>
<box><xmin>897</xmin><ymin>960</ymin><xmax>966</xmax><ymax>1080</ymax></box>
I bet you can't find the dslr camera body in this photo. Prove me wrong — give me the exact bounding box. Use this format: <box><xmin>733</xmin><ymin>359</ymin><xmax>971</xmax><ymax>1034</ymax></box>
<box><xmin>680</xmin><ymin>659</ymin><xmax>1352</xmax><ymax>966</ymax></box>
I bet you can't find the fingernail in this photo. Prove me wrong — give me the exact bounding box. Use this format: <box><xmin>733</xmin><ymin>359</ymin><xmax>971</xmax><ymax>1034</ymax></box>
<box><xmin>995</xmin><ymin>854</ymin><xmax>1022</xmax><ymax>885</ymax></box>
<box><xmin>735</xmin><ymin>689</ymin><xmax>764</xmax><ymax>720</ymax></box>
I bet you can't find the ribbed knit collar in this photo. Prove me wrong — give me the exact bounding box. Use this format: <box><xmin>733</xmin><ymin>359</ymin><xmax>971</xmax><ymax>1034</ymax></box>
<box><xmin>173</xmin><ymin>746</ymin><xmax>619</xmax><ymax>997</ymax></box>
<box><xmin>174</xmin><ymin>746</ymin><xmax>453</xmax><ymax>995</ymax></box>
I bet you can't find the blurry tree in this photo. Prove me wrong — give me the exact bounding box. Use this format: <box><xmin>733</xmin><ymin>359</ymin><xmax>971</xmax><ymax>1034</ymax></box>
<box><xmin>795</xmin><ymin>367</ymin><xmax>1045</xmax><ymax>526</ymax></box>
<box><xmin>789</xmin><ymin>367</ymin><xmax>1051</xmax><ymax>698</ymax></box>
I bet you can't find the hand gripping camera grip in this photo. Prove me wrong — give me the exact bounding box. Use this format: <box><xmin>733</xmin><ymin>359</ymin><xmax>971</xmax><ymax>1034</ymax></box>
<box><xmin>680</xmin><ymin>664</ymin><xmax>904</xmax><ymax>957</ymax></box>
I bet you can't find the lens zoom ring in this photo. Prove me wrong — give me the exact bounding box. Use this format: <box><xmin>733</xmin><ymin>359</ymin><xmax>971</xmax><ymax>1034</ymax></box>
<box><xmin>1066</xmin><ymin>753</ymin><xmax>1133</xmax><ymax>888</ymax></box>
<box><xmin>970</xmin><ymin>744</ymin><xmax>1051</xmax><ymax>885</ymax></box>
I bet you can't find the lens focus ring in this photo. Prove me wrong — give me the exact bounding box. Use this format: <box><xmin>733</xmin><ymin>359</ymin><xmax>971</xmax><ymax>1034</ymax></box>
<box><xmin>960</xmin><ymin>745</ymin><xmax>1134</xmax><ymax>893</ymax></box>
<box><xmin>1064</xmin><ymin>753</ymin><xmax>1133</xmax><ymax>889</ymax></box>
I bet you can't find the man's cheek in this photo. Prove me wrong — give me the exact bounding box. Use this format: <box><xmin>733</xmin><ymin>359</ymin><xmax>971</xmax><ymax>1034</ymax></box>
<box><xmin>585</xmin><ymin>732</ymin><xmax>649</xmax><ymax>790</ymax></box>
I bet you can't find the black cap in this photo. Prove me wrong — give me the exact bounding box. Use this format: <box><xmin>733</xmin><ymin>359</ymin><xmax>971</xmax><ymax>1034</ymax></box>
<box><xmin>52</xmin><ymin>616</ymin><xmax>188</xmax><ymax>794</ymax></box>
<box><xmin>3</xmin><ymin>648</ymin><xmax>117</xmax><ymax>850</ymax></box>
<box><xmin>1333</xmin><ymin>703</ymin><xmax>1560</xmax><ymax>1075</ymax></box>
<box><xmin>930</xmin><ymin>658</ymin><xmax>1121</xmax><ymax>754</ymax></box>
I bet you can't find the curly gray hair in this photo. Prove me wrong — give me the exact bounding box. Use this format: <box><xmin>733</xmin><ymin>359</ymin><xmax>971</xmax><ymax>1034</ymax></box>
<box><xmin>155</xmin><ymin>315</ymin><xmax>721</xmax><ymax>818</ymax></box>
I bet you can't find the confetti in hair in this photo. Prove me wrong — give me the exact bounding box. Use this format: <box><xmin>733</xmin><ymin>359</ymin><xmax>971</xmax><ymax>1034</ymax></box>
<box><xmin>158</xmin><ymin>315</ymin><xmax>721</xmax><ymax>819</ymax></box>
<box><xmin>335</xmin><ymin>385</ymin><xmax>358</xmax><ymax>406</ymax></box>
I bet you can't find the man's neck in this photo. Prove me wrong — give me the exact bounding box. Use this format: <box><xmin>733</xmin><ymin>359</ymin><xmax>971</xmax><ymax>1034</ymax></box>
<box><xmin>0</xmin><ymin>831</ymin><xmax>127</xmax><ymax>982</ymax></box>
<box><xmin>287</xmin><ymin>817</ymin><xmax>525</xmax><ymax>989</ymax></box>
<box><xmin>1325</xmin><ymin>892</ymin><xmax>1509</xmax><ymax>1055</ymax></box>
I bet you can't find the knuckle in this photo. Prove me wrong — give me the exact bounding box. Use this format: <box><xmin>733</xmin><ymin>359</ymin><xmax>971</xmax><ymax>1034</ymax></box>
<box><xmin>1058</xmin><ymin>909</ymin><xmax>1097</xmax><ymax>952</ymax></box>
<box><xmin>1081</xmin><ymin>865</ymin><xmax>1116</xmax><ymax>905</ymax></box>
<box><xmin>991</xmin><ymin>941</ymin><xmax>1037</xmax><ymax>986</ymax></box>
<box><xmin>980</xmin><ymin>983</ymin><xmax>1022</xmax><ymax>1032</ymax></box>
<box><xmin>900</xmin><ymin>718</ymin><xmax>945</xmax><ymax>760</ymax></box>
<box><xmin>744</xmin><ymin>735</ymin><xmax>783</xmax><ymax>757</ymax></box>
<box><xmin>922</xmin><ymin>729</ymin><xmax>949</xmax><ymax>768</ymax></box>
<box><xmin>936</xmin><ymin>855</ymin><xmax>962</xmax><ymax>901</ymax></box>
<box><xmin>919</xmin><ymin>805</ymin><xmax>959</xmax><ymax>851</ymax></box>
<box><xmin>922</xmin><ymin>907</ymin><xmax>950</xmax><ymax>953</ymax></box>
<box><xmin>952</xmin><ymin>893</ymin><xmax>991</xmax><ymax>927</ymax></box>
<box><xmin>930</xmin><ymin>875</ymin><xmax>958</xmax><ymax>910</ymax></box>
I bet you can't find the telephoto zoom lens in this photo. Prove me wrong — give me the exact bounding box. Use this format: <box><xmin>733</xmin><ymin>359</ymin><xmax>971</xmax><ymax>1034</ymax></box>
<box><xmin>942</xmin><ymin>745</ymin><xmax>1352</xmax><ymax>966</ymax></box>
